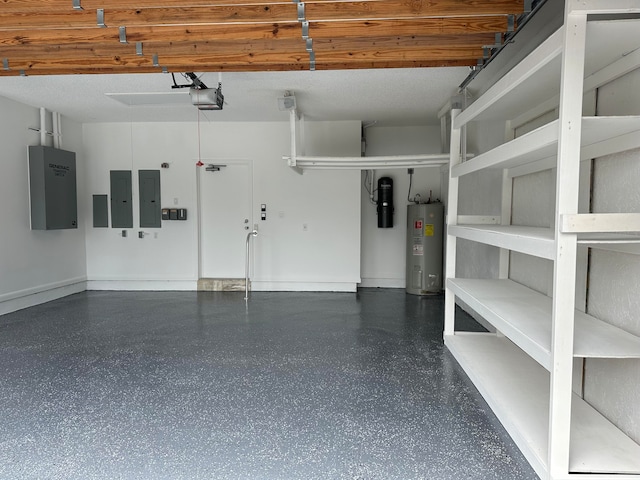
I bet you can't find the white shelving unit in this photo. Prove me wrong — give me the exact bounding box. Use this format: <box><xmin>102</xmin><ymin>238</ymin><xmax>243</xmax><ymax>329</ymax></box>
<box><xmin>444</xmin><ymin>3</ymin><xmax>640</xmax><ymax>479</ymax></box>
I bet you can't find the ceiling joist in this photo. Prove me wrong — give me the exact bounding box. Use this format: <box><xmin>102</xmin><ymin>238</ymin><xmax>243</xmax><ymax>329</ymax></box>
<box><xmin>0</xmin><ymin>0</ymin><xmax>524</xmax><ymax>75</ymax></box>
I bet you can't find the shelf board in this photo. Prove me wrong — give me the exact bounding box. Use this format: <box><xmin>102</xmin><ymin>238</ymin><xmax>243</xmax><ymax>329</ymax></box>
<box><xmin>445</xmin><ymin>333</ymin><xmax>640</xmax><ymax>477</ymax></box>
<box><xmin>450</xmin><ymin>224</ymin><xmax>640</xmax><ymax>257</ymax></box>
<box><xmin>454</xmin><ymin>19</ymin><xmax>640</xmax><ymax>127</ymax></box>
<box><xmin>452</xmin><ymin>116</ymin><xmax>640</xmax><ymax>178</ymax></box>
<box><xmin>449</xmin><ymin>224</ymin><xmax>555</xmax><ymax>260</ymax></box>
<box><xmin>448</xmin><ymin>278</ymin><xmax>640</xmax><ymax>370</ymax></box>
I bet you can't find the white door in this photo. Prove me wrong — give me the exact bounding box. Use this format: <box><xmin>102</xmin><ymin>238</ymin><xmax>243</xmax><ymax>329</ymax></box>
<box><xmin>199</xmin><ymin>162</ymin><xmax>252</xmax><ymax>278</ymax></box>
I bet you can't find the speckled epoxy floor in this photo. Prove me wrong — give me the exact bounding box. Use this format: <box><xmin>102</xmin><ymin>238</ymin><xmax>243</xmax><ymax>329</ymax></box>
<box><xmin>0</xmin><ymin>289</ymin><xmax>537</xmax><ymax>480</ymax></box>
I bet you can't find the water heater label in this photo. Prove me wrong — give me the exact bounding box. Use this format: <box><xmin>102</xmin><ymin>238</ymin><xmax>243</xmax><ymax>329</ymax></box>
<box><xmin>412</xmin><ymin>244</ymin><xmax>424</xmax><ymax>256</ymax></box>
<box><xmin>424</xmin><ymin>224</ymin><xmax>434</xmax><ymax>237</ymax></box>
<box><xmin>414</xmin><ymin>220</ymin><xmax>423</xmax><ymax>230</ymax></box>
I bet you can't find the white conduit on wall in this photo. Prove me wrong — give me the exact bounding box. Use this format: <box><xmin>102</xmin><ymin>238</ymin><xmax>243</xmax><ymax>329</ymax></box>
<box><xmin>39</xmin><ymin>107</ymin><xmax>46</xmax><ymax>146</ymax></box>
<box><xmin>37</xmin><ymin>108</ymin><xmax>63</xmax><ymax>148</ymax></box>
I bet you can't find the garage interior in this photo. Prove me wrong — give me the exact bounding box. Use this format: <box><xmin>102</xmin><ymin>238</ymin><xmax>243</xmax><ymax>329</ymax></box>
<box><xmin>1</xmin><ymin>1</ymin><xmax>640</xmax><ymax>479</ymax></box>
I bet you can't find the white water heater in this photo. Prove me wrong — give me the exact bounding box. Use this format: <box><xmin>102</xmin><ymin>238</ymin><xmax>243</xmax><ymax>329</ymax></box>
<box><xmin>406</xmin><ymin>203</ymin><xmax>444</xmax><ymax>295</ymax></box>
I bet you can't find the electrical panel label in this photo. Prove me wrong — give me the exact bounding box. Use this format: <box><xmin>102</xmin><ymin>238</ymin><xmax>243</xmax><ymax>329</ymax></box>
<box><xmin>424</xmin><ymin>224</ymin><xmax>434</xmax><ymax>237</ymax></box>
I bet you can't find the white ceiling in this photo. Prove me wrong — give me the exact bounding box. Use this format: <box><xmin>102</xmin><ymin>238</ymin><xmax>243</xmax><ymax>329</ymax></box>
<box><xmin>0</xmin><ymin>67</ymin><xmax>469</xmax><ymax>126</ymax></box>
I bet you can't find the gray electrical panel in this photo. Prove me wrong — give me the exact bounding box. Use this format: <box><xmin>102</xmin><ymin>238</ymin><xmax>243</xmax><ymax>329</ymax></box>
<box><xmin>28</xmin><ymin>145</ymin><xmax>77</xmax><ymax>230</ymax></box>
<box><xmin>93</xmin><ymin>194</ymin><xmax>109</xmax><ymax>228</ymax></box>
<box><xmin>139</xmin><ymin>170</ymin><xmax>161</xmax><ymax>228</ymax></box>
<box><xmin>406</xmin><ymin>203</ymin><xmax>444</xmax><ymax>295</ymax></box>
<box><xmin>110</xmin><ymin>170</ymin><xmax>133</xmax><ymax>228</ymax></box>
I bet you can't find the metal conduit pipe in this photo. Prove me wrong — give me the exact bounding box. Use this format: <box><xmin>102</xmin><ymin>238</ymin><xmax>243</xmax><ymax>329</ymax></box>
<box><xmin>245</xmin><ymin>229</ymin><xmax>258</xmax><ymax>301</ymax></box>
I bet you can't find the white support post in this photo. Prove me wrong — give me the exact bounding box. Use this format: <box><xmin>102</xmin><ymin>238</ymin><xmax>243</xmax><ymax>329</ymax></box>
<box><xmin>289</xmin><ymin>108</ymin><xmax>297</xmax><ymax>167</ymax></box>
<box><xmin>548</xmin><ymin>7</ymin><xmax>587</xmax><ymax>478</ymax></box>
<box><xmin>444</xmin><ymin>109</ymin><xmax>462</xmax><ymax>337</ymax></box>
<box><xmin>288</xmin><ymin>108</ymin><xmax>303</xmax><ymax>175</ymax></box>
<box><xmin>499</xmin><ymin>121</ymin><xmax>515</xmax><ymax>279</ymax></box>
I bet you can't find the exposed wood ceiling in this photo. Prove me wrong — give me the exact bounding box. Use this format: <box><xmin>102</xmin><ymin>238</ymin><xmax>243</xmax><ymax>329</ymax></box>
<box><xmin>0</xmin><ymin>0</ymin><xmax>524</xmax><ymax>76</ymax></box>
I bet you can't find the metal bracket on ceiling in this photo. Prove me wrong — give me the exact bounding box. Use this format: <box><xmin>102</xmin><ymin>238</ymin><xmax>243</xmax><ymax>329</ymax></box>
<box><xmin>152</xmin><ymin>53</ymin><xmax>159</xmax><ymax>67</ymax></box>
<box><xmin>72</xmin><ymin>0</ymin><xmax>83</xmax><ymax>10</ymax></box>
<box><xmin>162</xmin><ymin>66</ymin><xmax>168</xmax><ymax>73</ymax></box>
<box><xmin>301</xmin><ymin>21</ymin><xmax>309</xmax><ymax>39</ymax></box>
<box><xmin>20</xmin><ymin>70</ymin><xmax>26</xmax><ymax>76</ymax></box>
<box><xmin>483</xmin><ymin>47</ymin><xmax>491</xmax><ymax>59</ymax></box>
<box><xmin>2</xmin><ymin>58</ymin><xmax>9</xmax><ymax>71</ymax></box>
<box><xmin>119</xmin><ymin>26</ymin><xmax>127</xmax><ymax>44</ymax></box>
<box><xmin>309</xmin><ymin>51</ymin><xmax>316</xmax><ymax>71</ymax></box>
<box><xmin>305</xmin><ymin>38</ymin><xmax>313</xmax><ymax>52</ymax></box>
<box><xmin>507</xmin><ymin>14</ymin><xmax>515</xmax><ymax>32</ymax></box>
<box><xmin>136</xmin><ymin>42</ymin><xmax>143</xmax><ymax>55</ymax></box>
<box><xmin>97</xmin><ymin>9</ymin><xmax>106</xmax><ymax>28</ymax></box>
<box><xmin>297</xmin><ymin>3</ymin><xmax>306</xmax><ymax>21</ymax></box>
<box><xmin>524</xmin><ymin>0</ymin><xmax>533</xmax><ymax>13</ymax></box>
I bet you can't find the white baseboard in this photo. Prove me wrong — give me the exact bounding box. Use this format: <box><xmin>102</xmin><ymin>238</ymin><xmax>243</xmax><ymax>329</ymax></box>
<box><xmin>0</xmin><ymin>277</ymin><xmax>87</xmax><ymax>316</ymax></box>
<box><xmin>358</xmin><ymin>277</ymin><xmax>405</xmax><ymax>288</ymax></box>
<box><xmin>251</xmin><ymin>281</ymin><xmax>358</xmax><ymax>292</ymax></box>
<box><xmin>87</xmin><ymin>280</ymin><xmax>198</xmax><ymax>292</ymax></box>
<box><xmin>86</xmin><ymin>280</ymin><xmax>198</xmax><ymax>291</ymax></box>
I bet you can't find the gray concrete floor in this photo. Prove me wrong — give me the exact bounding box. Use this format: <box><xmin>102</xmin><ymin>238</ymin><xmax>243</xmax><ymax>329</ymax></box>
<box><xmin>0</xmin><ymin>289</ymin><xmax>537</xmax><ymax>480</ymax></box>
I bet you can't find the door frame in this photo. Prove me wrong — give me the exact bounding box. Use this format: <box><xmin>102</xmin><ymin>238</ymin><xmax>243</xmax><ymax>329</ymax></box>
<box><xmin>196</xmin><ymin>158</ymin><xmax>254</xmax><ymax>279</ymax></box>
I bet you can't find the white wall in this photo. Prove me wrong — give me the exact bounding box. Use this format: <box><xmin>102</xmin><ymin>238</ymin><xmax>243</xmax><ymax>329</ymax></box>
<box><xmin>0</xmin><ymin>96</ymin><xmax>86</xmax><ymax>315</ymax></box>
<box><xmin>359</xmin><ymin>125</ymin><xmax>442</xmax><ymax>288</ymax></box>
<box><xmin>83</xmin><ymin>120</ymin><xmax>361</xmax><ymax>292</ymax></box>
<box><xmin>581</xmin><ymin>68</ymin><xmax>640</xmax><ymax>444</ymax></box>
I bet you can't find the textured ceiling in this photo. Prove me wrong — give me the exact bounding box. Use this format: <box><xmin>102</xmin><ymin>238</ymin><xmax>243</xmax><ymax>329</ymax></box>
<box><xmin>0</xmin><ymin>67</ymin><xmax>469</xmax><ymax>125</ymax></box>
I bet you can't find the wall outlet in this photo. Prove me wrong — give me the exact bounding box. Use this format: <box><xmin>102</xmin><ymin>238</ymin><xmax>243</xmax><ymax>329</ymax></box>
<box><xmin>121</xmin><ymin>230</ymin><xmax>127</xmax><ymax>237</ymax></box>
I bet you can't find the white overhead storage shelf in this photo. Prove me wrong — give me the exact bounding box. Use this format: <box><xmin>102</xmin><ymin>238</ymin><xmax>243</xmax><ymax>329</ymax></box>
<box><xmin>454</xmin><ymin>19</ymin><xmax>640</xmax><ymax>127</ymax></box>
<box><xmin>283</xmin><ymin>154</ymin><xmax>449</xmax><ymax>170</ymax></box>
<box><xmin>452</xmin><ymin>116</ymin><xmax>640</xmax><ymax>178</ymax></box>
<box><xmin>448</xmin><ymin>278</ymin><xmax>640</xmax><ymax>370</ymax></box>
<box><xmin>445</xmin><ymin>334</ymin><xmax>640</xmax><ymax>478</ymax></box>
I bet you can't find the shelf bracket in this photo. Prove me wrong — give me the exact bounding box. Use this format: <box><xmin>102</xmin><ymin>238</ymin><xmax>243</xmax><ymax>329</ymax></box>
<box><xmin>96</xmin><ymin>9</ymin><xmax>106</xmax><ymax>28</ymax></box>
